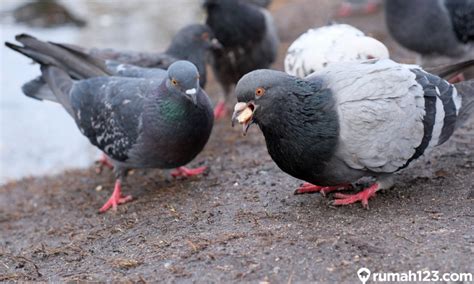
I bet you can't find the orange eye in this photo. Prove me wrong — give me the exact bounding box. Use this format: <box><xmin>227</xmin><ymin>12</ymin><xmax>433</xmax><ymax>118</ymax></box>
<box><xmin>201</xmin><ymin>32</ymin><xmax>209</xmax><ymax>41</ymax></box>
<box><xmin>172</xmin><ymin>79</ymin><xmax>178</xmax><ymax>85</ymax></box>
<box><xmin>255</xmin><ymin>87</ymin><xmax>265</xmax><ymax>97</ymax></box>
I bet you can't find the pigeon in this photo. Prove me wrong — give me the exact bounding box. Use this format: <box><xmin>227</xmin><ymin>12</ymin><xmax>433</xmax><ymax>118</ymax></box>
<box><xmin>232</xmin><ymin>59</ymin><xmax>474</xmax><ymax>208</ymax></box>
<box><xmin>284</xmin><ymin>23</ymin><xmax>389</xmax><ymax>78</ymax></box>
<box><xmin>203</xmin><ymin>0</ymin><xmax>279</xmax><ymax>119</ymax></box>
<box><xmin>76</xmin><ymin>24</ymin><xmax>221</xmax><ymax>89</ymax></box>
<box><xmin>385</xmin><ymin>0</ymin><xmax>474</xmax><ymax>81</ymax></box>
<box><xmin>6</xmin><ymin>34</ymin><xmax>214</xmax><ymax>213</ymax></box>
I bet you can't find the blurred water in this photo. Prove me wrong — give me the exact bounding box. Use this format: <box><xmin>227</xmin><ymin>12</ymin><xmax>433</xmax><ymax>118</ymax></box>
<box><xmin>0</xmin><ymin>0</ymin><xmax>201</xmax><ymax>184</ymax></box>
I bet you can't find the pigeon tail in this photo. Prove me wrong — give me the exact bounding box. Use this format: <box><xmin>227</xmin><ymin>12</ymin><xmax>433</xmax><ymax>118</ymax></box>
<box><xmin>21</xmin><ymin>76</ymin><xmax>57</xmax><ymax>102</ymax></box>
<box><xmin>454</xmin><ymin>80</ymin><xmax>474</xmax><ymax>128</ymax></box>
<box><xmin>5</xmin><ymin>34</ymin><xmax>111</xmax><ymax>80</ymax></box>
<box><xmin>41</xmin><ymin>66</ymin><xmax>75</xmax><ymax>117</ymax></box>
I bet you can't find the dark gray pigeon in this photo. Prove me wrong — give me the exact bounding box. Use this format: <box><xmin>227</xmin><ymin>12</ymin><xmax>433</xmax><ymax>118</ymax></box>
<box><xmin>232</xmin><ymin>59</ymin><xmax>474</xmax><ymax>208</ymax></box>
<box><xmin>68</xmin><ymin>24</ymin><xmax>221</xmax><ymax>88</ymax></box>
<box><xmin>203</xmin><ymin>0</ymin><xmax>279</xmax><ymax>119</ymax></box>
<box><xmin>6</xmin><ymin>34</ymin><xmax>214</xmax><ymax>213</ymax></box>
<box><xmin>385</xmin><ymin>0</ymin><xmax>474</xmax><ymax>80</ymax></box>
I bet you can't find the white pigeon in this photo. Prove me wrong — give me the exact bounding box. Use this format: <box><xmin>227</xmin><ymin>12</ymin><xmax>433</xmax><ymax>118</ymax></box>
<box><xmin>284</xmin><ymin>24</ymin><xmax>389</xmax><ymax>78</ymax></box>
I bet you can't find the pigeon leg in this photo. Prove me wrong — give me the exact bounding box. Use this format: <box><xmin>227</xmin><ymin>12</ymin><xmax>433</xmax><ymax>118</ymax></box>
<box><xmin>335</xmin><ymin>2</ymin><xmax>354</xmax><ymax>17</ymax></box>
<box><xmin>98</xmin><ymin>180</ymin><xmax>133</xmax><ymax>213</ymax></box>
<box><xmin>171</xmin><ymin>166</ymin><xmax>207</xmax><ymax>178</ymax></box>
<box><xmin>335</xmin><ymin>1</ymin><xmax>380</xmax><ymax>17</ymax></box>
<box><xmin>95</xmin><ymin>153</ymin><xmax>114</xmax><ymax>174</ymax></box>
<box><xmin>214</xmin><ymin>100</ymin><xmax>228</xmax><ymax>119</ymax></box>
<box><xmin>333</xmin><ymin>183</ymin><xmax>379</xmax><ymax>208</ymax></box>
<box><xmin>363</xmin><ymin>1</ymin><xmax>379</xmax><ymax>14</ymax></box>
<box><xmin>294</xmin><ymin>183</ymin><xmax>352</xmax><ymax>196</ymax></box>
<box><xmin>448</xmin><ymin>73</ymin><xmax>465</xmax><ymax>84</ymax></box>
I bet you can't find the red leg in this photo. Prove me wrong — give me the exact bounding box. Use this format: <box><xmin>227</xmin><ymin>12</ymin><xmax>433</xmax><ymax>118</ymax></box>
<box><xmin>95</xmin><ymin>153</ymin><xmax>114</xmax><ymax>174</ymax></box>
<box><xmin>335</xmin><ymin>1</ymin><xmax>379</xmax><ymax>17</ymax></box>
<box><xmin>335</xmin><ymin>2</ymin><xmax>353</xmax><ymax>17</ymax></box>
<box><xmin>213</xmin><ymin>100</ymin><xmax>228</xmax><ymax>119</ymax></box>
<box><xmin>294</xmin><ymin>183</ymin><xmax>352</xmax><ymax>196</ymax></box>
<box><xmin>171</xmin><ymin>166</ymin><xmax>207</xmax><ymax>178</ymax></box>
<box><xmin>99</xmin><ymin>180</ymin><xmax>133</xmax><ymax>213</ymax></box>
<box><xmin>448</xmin><ymin>73</ymin><xmax>465</xmax><ymax>84</ymax></box>
<box><xmin>363</xmin><ymin>2</ymin><xmax>380</xmax><ymax>14</ymax></box>
<box><xmin>333</xmin><ymin>183</ymin><xmax>379</xmax><ymax>208</ymax></box>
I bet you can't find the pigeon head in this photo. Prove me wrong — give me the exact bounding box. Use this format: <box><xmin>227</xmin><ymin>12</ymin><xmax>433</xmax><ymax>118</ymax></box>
<box><xmin>167</xmin><ymin>60</ymin><xmax>201</xmax><ymax>105</ymax></box>
<box><xmin>167</xmin><ymin>24</ymin><xmax>222</xmax><ymax>55</ymax></box>
<box><xmin>232</xmin><ymin>69</ymin><xmax>299</xmax><ymax>135</ymax></box>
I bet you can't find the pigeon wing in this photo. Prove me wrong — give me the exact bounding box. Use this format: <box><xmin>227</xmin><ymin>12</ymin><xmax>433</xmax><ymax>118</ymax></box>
<box><xmin>70</xmin><ymin>77</ymin><xmax>156</xmax><ymax>162</ymax></box>
<box><xmin>311</xmin><ymin>59</ymin><xmax>427</xmax><ymax>173</ymax></box>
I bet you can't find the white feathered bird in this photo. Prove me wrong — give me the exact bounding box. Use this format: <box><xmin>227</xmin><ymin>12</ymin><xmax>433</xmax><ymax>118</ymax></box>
<box><xmin>284</xmin><ymin>24</ymin><xmax>389</xmax><ymax>78</ymax></box>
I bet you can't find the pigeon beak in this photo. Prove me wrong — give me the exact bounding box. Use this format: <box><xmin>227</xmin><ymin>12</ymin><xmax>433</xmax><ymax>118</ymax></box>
<box><xmin>232</xmin><ymin>102</ymin><xmax>256</xmax><ymax>136</ymax></box>
<box><xmin>211</xmin><ymin>38</ymin><xmax>223</xmax><ymax>50</ymax></box>
<box><xmin>185</xmin><ymin>88</ymin><xmax>198</xmax><ymax>105</ymax></box>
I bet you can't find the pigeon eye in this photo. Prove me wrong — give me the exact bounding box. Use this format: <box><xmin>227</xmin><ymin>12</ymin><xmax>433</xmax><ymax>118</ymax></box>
<box><xmin>172</xmin><ymin>79</ymin><xmax>178</xmax><ymax>86</ymax></box>
<box><xmin>255</xmin><ymin>87</ymin><xmax>265</xmax><ymax>97</ymax></box>
<box><xmin>201</xmin><ymin>32</ymin><xmax>210</xmax><ymax>41</ymax></box>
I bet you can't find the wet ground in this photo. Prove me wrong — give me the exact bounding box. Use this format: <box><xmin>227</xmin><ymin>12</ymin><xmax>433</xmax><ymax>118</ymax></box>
<box><xmin>1</xmin><ymin>0</ymin><xmax>473</xmax><ymax>282</ymax></box>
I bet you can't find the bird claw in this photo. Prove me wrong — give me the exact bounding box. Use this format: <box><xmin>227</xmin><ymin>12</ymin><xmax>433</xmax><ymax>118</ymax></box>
<box><xmin>95</xmin><ymin>154</ymin><xmax>114</xmax><ymax>174</ymax></box>
<box><xmin>332</xmin><ymin>183</ymin><xmax>379</xmax><ymax>209</ymax></box>
<box><xmin>294</xmin><ymin>183</ymin><xmax>352</xmax><ymax>196</ymax></box>
<box><xmin>98</xmin><ymin>180</ymin><xmax>133</xmax><ymax>213</ymax></box>
<box><xmin>447</xmin><ymin>73</ymin><xmax>465</xmax><ymax>84</ymax></box>
<box><xmin>171</xmin><ymin>166</ymin><xmax>207</xmax><ymax>178</ymax></box>
<box><xmin>335</xmin><ymin>1</ymin><xmax>379</xmax><ymax>17</ymax></box>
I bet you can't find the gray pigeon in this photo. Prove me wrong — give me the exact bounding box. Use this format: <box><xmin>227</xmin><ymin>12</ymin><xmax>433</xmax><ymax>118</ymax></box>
<box><xmin>385</xmin><ymin>0</ymin><xmax>474</xmax><ymax>80</ymax></box>
<box><xmin>203</xmin><ymin>0</ymin><xmax>279</xmax><ymax>119</ymax></box>
<box><xmin>6</xmin><ymin>34</ymin><xmax>214</xmax><ymax>213</ymax></box>
<box><xmin>232</xmin><ymin>59</ymin><xmax>474</xmax><ymax>208</ymax></box>
<box><xmin>63</xmin><ymin>24</ymin><xmax>221</xmax><ymax>88</ymax></box>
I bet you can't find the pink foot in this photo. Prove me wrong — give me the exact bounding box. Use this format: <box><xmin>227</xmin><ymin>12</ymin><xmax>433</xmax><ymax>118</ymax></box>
<box><xmin>448</xmin><ymin>73</ymin><xmax>465</xmax><ymax>84</ymax></box>
<box><xmin>363</xmin><ymin>2</ymin><xmax>379</xmax><ymax>14</ymax></box>
<box><xmin>335</xmin><ymin>2</ymin><xmax>353</xmax><ymax>17</ymax></box>
<box><xmin>294</xmin><ymin>183</ymin><xmax>352</xmax><ymax>196</ymax></box>
<box><xmin>171</xmin><ymin>166</ymin><xmax>207</xmax><ymax>178</ymax></box>
<box><xmin>213</xmin><ymin>101</ymin><xmax>228</xmax><ymax>119</ymax></box>
<box><xmin>335</xmin><ymin>1</ymin><xmax>379</xmax><ymax>17</ymax></box>
<box><xmin>99</xmin><ymin>180</ymin><xmax>133</xmax><ymax>213</ymax></box>
<box><xmin>95</xmin><ymin>153</ymin><xmax>114</xmax><ymax>174</ymax></box>
<box><xmin>333</xmin><ymin>183</ymin><xmax>379</xmax><ymax>208</ymax></box>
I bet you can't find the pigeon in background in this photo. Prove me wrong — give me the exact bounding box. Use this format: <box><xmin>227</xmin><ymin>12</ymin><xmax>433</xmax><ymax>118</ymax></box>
<box><xmin>6</xmin><ymin>34</ymin><xmax>214</xmax><ymax>213</ymax></box>
<box><xmin>83</xmin><ymin>24</ymin><xmax>221</xmax><ymax>89</ymax></box>
<box><xmin>203</xmin><ymin>0</ymin><xmax>279</xmax><ymax>119</ymax></box>
<box><xmin>284</xmin><ymin>23</ymin><xmax>389</xmax><ymax>78</ymax></box>
<box><xmin>385</xmin><ymin>0</ymin><xmax>474</xmax><ymax>82</ymax></box>
<box><xmin>232</xmin><ymin>59</ymin><xmax>474</xmax><ymax>208</ymax></box>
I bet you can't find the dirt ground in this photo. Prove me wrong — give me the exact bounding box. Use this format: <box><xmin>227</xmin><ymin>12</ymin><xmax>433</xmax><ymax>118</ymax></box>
<box><xmin>1</xmin><ymin>1</ymin><xmax>473</xmax><ymax>282</ymax></box>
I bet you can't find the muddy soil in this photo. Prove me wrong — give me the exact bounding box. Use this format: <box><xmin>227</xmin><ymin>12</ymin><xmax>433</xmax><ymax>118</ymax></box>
<box><xmin>1</xmin><ymin>1</ymin><xmax>473</xmax><ymax>282</ymax></box>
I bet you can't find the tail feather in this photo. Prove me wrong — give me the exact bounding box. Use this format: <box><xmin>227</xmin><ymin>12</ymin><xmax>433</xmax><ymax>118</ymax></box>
<box><xmin>5</xmin><ymin>33</ymin><xmax>111</xmax><ymax>79</ymax></box>
<box><xmin>22</xmin><ymin>76</ymin><xmax>57</xmax><ymax>102</ymax></box>
<box><xmin>454</xmin><ymin>80</ymin><xmax>474</xmax><ymax>128</ymax></box>
<box><xmin>41</xmin><ymin>66</ymin><xmax>75</xmax><ymax>117</ymax></box>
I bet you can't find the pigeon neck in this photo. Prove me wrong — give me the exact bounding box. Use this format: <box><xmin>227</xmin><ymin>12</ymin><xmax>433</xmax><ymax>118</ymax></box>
<box><xmin>166</xmin><ymin>45</ymin><xmax>207</xmax><ymax>86</ymax></box>
<box><xmin>257</xmin><ymin>84</ymin><xmax>339</xmax><ymax>181</ymax></box>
